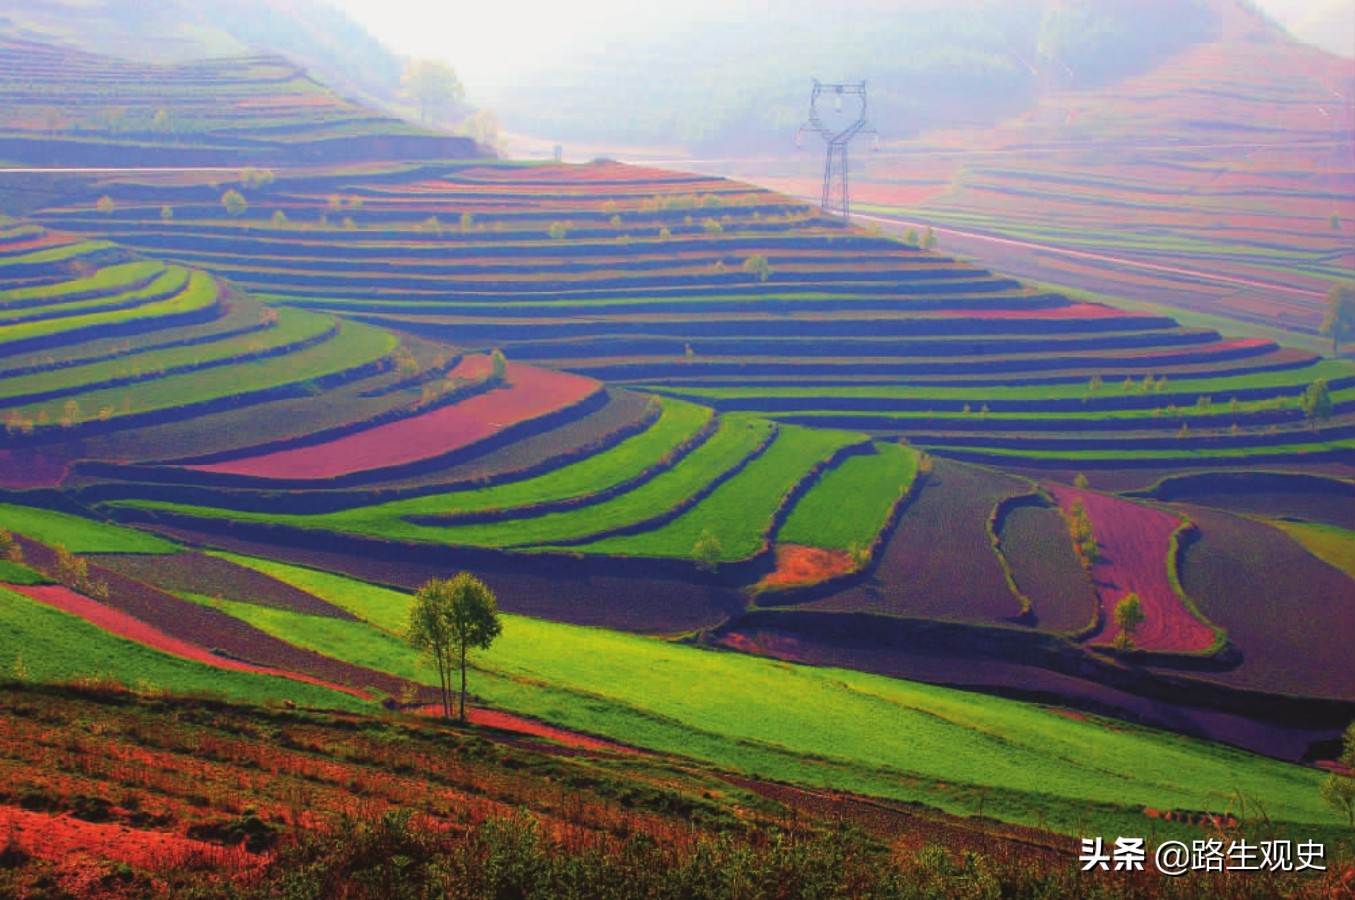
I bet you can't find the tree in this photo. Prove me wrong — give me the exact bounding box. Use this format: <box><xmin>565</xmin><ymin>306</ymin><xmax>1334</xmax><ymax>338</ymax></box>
<box><xmin>1321</xmin><ymin>283</ymin><xmax>1355</xmax><ymax>355</ymax></box>
<box><xmin>406</xmin><ymin>573</ymin><xmax>502</xmax><ymax>721</ymax></box>
<box><xmin>1114</xmin><ymin>593</ymin><xmax>1145</xmax><ymax>651</ymax></box>
<box><xmin>1320</xmin><ymin>721</ymin><xmax>1355</xmax><ymax>826</ymax></box>
<box><xmin>1300</xmin><ymin>378</ymin><xmax>1333</xmax><ymax>431</ymax></box>
<box><xmin>159</xmin><ymin>204</ymin><xmax>174</xmax><ymax>222</ymax></box>
<box><xmin>221</xmin><ymin>189</ymin><xmax>247</xmax><ymax>218</ymax></box>
<box><xmin>693</xmin><ymin>529</ymin><xmax>723</xmax><ymax>573</ymax></box>
<box><xmin>922</xmin><ymin>226</ymin><xmax>938</xmax><ymax>250</ymax></box>
<box><xmin>548</xmin><ymin>221</ymin><xmax>567</xmax><ymax>240</ymax></box>
<box><xmin>742</xmin><ymin>254</ymin><xmax>771</xmax><ymax>282</ymax></box>
<box><xmin>95</xmin><ymin>196</ymin><xmax>115</xmax><ymax>215</ymax></box>
<box><xmin>401</xmin><ymin>59</ymin><xmax>465</xmax><ymax>126</ymax></box>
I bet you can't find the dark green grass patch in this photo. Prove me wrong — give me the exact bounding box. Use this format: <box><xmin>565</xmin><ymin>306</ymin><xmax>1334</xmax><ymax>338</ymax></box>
<box><xmin>0</xmin><ymin>503</ymin><xmax>176</xmax><ymax>553</ymax></box>
<box><xmin>778</xmin><ymin>442</ymin><xmax>919</xmax><ymax>551</ymax></box>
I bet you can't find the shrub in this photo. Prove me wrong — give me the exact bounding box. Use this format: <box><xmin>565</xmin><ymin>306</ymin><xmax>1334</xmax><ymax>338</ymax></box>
<box><xmin>221</xmin><ymin>189</ymin><xmax>247</xmax><ymax>218</ymax></box>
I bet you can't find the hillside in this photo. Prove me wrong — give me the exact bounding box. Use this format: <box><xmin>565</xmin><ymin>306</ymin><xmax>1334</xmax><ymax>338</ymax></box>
<box><xmin>23</xmin><ymin>162</ymin><xmax>1352</xmax><ymax>470</ymax></box>
<box><xmin>1</xmin><ymin>682</ymin><xmax>1347</xmax><ymax>897</ymax></box>
<box><xmin>0</xmin><ymin>38</ymin><xmax>476</xmax><ymax>169</ymax></box>
<box><xmin>0</xmin><ymin>0</ymin><xmax>405</xmax><ymax>113</ymax></box>
<box><xmin>2</xmin><ymin>18</ymin><xmax>1354</xmax><ymax>890</ymax></box>
<box><xmin>5</xmin><ymin>172</ymin><xmax>1354</xmax><ymax>766</ymax></box>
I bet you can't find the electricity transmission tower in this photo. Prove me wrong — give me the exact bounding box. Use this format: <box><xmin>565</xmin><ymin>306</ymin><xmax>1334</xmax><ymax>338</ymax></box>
<box><xmin>798</xmin><ymin>80</ymin><xmax>876</xmax><ymax>221</ymax></box>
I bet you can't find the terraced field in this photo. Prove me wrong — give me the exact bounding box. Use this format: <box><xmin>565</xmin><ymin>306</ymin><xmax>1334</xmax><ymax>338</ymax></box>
<box><xmin>27</xmin><ymin>159</ymin><xmax>1352</xmax><ymax>469</ymax></box>
<box><xmin>0</xmin><ymin>37</ymin><xmax>474</xmax><ymax>166</ymax></box>
<box><xmin>1</xmin><ymin>222</ymin><xmax>915</xmax><ymax>584</ymax></box>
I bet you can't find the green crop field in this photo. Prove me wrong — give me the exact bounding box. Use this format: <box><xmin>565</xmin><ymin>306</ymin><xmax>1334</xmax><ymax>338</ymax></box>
<box><xmin>202</xmin><ymin>555</ymin><xmax>1344</xmax><ymax>838</ymax></box>
<box><xmin>9</xmin><ymin>317</ymin><xmax>394</xmax><ymax>426</ymax></box>
<box><xmin>0</xmin><ymin>504</ymin><xmax>177</xmax><ymax>554</ymax></box>
<box><xmin>118</xmin><ymin>413</ymin><xmax>775</xmax><ymax>551</ymax></box>
<box><xmin>0</xmin><ymin>268</ymin><xmax>219</xmax><ymax>348</ymax></box>
<box><xmin>571</xmin><ymin>424</ymin><xmax>865</xmax><ymax>560</ymax></box>
<box><xmin>778</xmin><ymin>442</ymin><xmax>920</xmax><ymax>550</ymax></box>
<box><xmin>0</xmin><ymin>560</ymin><xmax>50</xmax><ymax>585</ymax></box>
<box><xmin>0</xmin><ymin>586</ymin><xmax>367</xmax><ymax>710</ymax></box>
<box><xmin>0</xmin><ymin>306</ymin><xmax>333</xmax><ymax>402</ymax></box>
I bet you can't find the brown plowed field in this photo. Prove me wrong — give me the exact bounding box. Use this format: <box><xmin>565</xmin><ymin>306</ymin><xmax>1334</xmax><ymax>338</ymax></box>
<box><xmin>1178</xmin><ymin>506</ymin><xmax>1355</xmax><ymax>700</ymax></box>
<box><xmin>802</xmin><ymin>459</ymin><xmax>1027</xmax><ymax>623</ymax></box>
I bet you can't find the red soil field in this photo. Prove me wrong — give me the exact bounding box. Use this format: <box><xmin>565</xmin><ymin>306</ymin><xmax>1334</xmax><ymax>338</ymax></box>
<box><xmin>1046</xmin><ymin>486</ymin><xmax>1217</xmax><ymax>655</ymax></box>
<box><xmin>0</xmin><ymin>805</ymin><xmax>240</xmax><ymax>875</ymax></box>
<box><xmin>757</xmin><ymin>544</ymin><xmax>854</xmax><ymax>590</ymax></box>
<box><xmin>8</xmin><ymin>583</ymin><xmax>369</xmax><ymax>699</ymax></box>
<box><xmin>414</xmin><ymin>705</ymin><xmax>641</xmax><ymax>755</ymax></box>
<box><xmin>188</xmin><ymin>359</ymin><xmax>601</xmax><ymax>480</ymax></box>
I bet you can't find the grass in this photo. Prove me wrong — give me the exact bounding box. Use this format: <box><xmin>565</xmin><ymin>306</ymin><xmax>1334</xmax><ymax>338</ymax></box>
<box><xmin>0</xmin><ymin>305</ymin><xmax>333</xmax><ymax>401</ymax></box>
<box><xmin>0</xmin><ymin>260</ymin><xmax>169</xmax><ymax>309</ymax></box>
<box><xmin>0</xmin><ymin>268</ymin><xmax>219</xmax><ymax>347</ymax></box>
<box><xmin>1266</xmin><ymin>520</ymin><xmax>1355</xmax><ymax>581</ymax></box>
<box><xmin>0</xmin><ymin>586</ymin><xmax>367</xmax><ymax>711</ymax></box>
<box><xmin>203</xmin><ymin>554</ymin><xmax>1344</xmax><ymax>839</ymax></box>
<box><xmin>570</xmin><ymin>424</ymin><xmax>865</xmax><ymax>561</ymax></box>
<box><xmin>10</xmin><ymin>317</ymin><xmax>395</xmax><ymax>425</ymax></box>
<box><xmin>778</xmin><ymin>442</ymin><xmax>920</xmax><ymax>550</ymax></box>
<box><xmin>0</xmin><ymin>560</ymin><xmax>50</xmax><ymax>584</ymax></box>
<box><xmin>0</xmin><ymin>267</ymin><xmax>186</xmax><ymax>324</ymax></box>
<box><xmin>0</xmin><ymin>503</ymin><xmax>177</xmax><ymax>553</ymax></box>
<box><xmin>120</xmin><ymin>412</ymin><xmax>772</xmax><ymax>549</ymax></box>
<box><xmin>653</xmin><ymin>358</ymin><xmax>1354</xmax><ymax>405</ymax></box>
<box><xmin>923</xmin><ymin>438</ymin><xmax>1355</xmax><ymax>462</ymax></box>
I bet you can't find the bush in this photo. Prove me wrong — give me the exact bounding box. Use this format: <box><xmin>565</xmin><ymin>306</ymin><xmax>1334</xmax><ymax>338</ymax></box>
<box><xmin>221</xmin><ymin>189</ymin><xmax>247</xmax><ymax>218</ymax></box>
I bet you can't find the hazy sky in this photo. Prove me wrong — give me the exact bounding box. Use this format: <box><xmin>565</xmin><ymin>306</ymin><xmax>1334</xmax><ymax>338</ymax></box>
<box><xmin>326</xmin><ymin>1</ymin><xmax>1336</xmax><ymax>91</ymax></box>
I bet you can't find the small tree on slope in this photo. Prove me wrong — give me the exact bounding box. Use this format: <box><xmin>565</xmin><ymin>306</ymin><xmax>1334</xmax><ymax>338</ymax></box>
<box><xmin>406</xmin><ymin>573</ymin><xmax>502</xmax><ymax>721</ymax></box>
<box><xmin>1114</xmin><ymin>593</ymin><xmax>1145</xmax><ymax>652</ymax></box>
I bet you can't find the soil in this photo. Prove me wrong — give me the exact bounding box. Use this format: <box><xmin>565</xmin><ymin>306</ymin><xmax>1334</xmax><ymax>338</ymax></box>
<box><xmin>1047</xmin><ymin>485</ymin><xmax>1217</xmax><ymax>654</ymax></box>
<box><xmin>756</xmin><ymin>544</ymin><xmax>854</xmax><ymax>590</ymax></box>
<box><xmin>186</xmin><ymin>360</ymin><xmax>600</xmax><ymax>480</ymax></box>
<box><xmin>413</xmin><ymin>705</ymin><xmax>642</xmax><ymax>755</ymax></box>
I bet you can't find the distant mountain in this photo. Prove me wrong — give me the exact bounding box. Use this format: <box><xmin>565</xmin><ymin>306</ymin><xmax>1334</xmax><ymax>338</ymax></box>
<box><xmin>480</xmin><ymin>0</ymin><xmax>1224</xmax><ymax>153</ymax></box>
<box><xmin>0</xmin><ymin>0</ymin><xmax>405</xmax><ymax>110</ymax></box>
